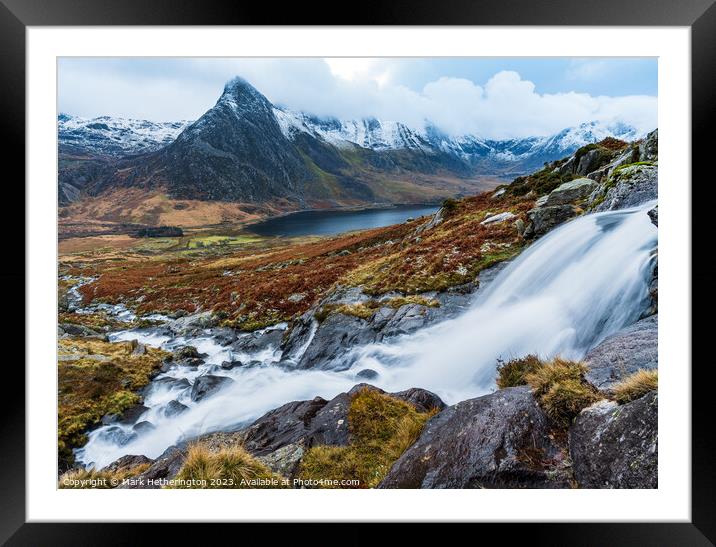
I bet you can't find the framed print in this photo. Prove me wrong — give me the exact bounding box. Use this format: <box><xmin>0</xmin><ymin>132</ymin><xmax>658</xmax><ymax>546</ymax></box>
<box><xmin>5</xmin><ymin>0</ymin><xmax>715</xmax><ymax>543</ymax></box>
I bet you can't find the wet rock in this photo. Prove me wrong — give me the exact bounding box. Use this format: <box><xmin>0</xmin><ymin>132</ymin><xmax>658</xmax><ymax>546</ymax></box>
<box><xmin>163</xmin><ymin>400</ymin><xmax>189</xmax><ymax>418</ymax></box>
<box><xmin>132</xmin><ymin>420</ymin><xmax>156</xmax><ymax>434</ymax></box>
<box><xmin>101</xmin><ymin>404</ymin><xmax>149</xmax><ymax>426</ymax></box>
<box><xmin>232</xmin><ymin>328</ymin><xmax>285</xmax><ymax>355</ymax></box>
<box><xmin>648</xmin><ymin>205</ymin><xmax>658</xmax><ymax>227</ymax></box>
<box><xmin>569</xmin><ymin>392</ymin><xmax>657</xmax><ymax>488</ymax></box>
<box><xmin>131</xmin><ymin>343</ymin><xmax>147</xmax><ymax>356</ymax></box>
<box><xmin>171</xmin><ymin>345</ymin><xmax>203</xmax><ymax>360</ymax></box>
<box><xmin>355</xmin><ymin>368</ymin><xmax>379</xmax><ymax>380</ymax></box>
<box><xmin>584</xmin><ymin>315</ymin><xmax>658</xmax><ymax>389</ymax></box>
<box><xmin>96</xmin><ymin>426</ymin><xmax>137</xmax><ymax>447</ymax></box>
<box><xmin>150</xmin><ymin>376</ymin><xmax>191</xmax><ymax>393</ymax></box>
<box><xmin>544</xmin><ymin>178</ymin><xmax>598</xmax><ymax>206</ymax></box>
<box><xmin>100</xmin><ymin>454</ymin><xmax>153</xmax><ymax>474</ymax></box>
<box><xmin>378</xmin><ymin>387</ymin><xmax>569</xmax><ymax>489</ymax></box>
<box><xmin>220</xmin><ymin>359</ymin><xmax>243</xmax><ymax>370</ymax></box>
<box><xmin>166</xmin><ymin>311</ymin><xmax>217</xmax><ymax>336</ymax></box>
<box><xmin>524</xmin><ymin>205</ymin><xmax>578</xmax><ymax>238</ymax></box>
<box><xmin>592</xmin><ymin>164</ymin><xmax>657</xmax><ymax>212</ymax></box>
<box><xmin>190</xmin><ymin>375</ymin><xmax>234</xmax><ymax>402</ymax></box>
<box><xmin>210</xmin><ymin>328</ymin><xmax>238</xmax><ymax>346</ymax></box>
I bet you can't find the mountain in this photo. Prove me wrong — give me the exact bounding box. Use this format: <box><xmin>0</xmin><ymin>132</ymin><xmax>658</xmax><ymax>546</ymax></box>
<box><xmin>58</xmin><ymin>77</ymin><xmax>648</xmax><ymax>211</ymax></box>
<box><xmin>58</xmin><ymin>114</ymin><xmax>191</xmax><ymax>156</ymax></box>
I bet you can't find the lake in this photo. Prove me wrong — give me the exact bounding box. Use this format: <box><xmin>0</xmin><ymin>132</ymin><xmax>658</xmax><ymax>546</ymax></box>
<box><xmin>247</xmin><ymin>205</ymin><xmax>439</xmax><ymax>237</ymax></box>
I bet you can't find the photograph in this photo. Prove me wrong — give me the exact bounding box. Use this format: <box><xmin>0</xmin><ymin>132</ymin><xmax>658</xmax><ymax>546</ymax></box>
<box><xmin>55</xmin><ymin>56</ymin><xmax>660</xmax><ymax>491</ymax></box>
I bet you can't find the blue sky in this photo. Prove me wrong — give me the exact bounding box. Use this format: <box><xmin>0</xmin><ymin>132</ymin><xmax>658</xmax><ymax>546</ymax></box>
<box><xmin>58</xmin><ymin>57</ymin><xmax>657</xmax><ymax>139</ymax></box>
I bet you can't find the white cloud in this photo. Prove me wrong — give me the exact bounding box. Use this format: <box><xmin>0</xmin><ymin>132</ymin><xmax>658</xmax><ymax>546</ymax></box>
<box><xmin>58</xmin><ymin>60</ymin><xmax>657</xmax><ymax>139</ymax></box>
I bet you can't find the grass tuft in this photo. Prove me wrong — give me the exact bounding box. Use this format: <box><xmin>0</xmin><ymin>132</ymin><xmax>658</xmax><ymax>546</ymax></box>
<box><xmin>299</xmin><ymin>388</ymin><xmax>438</xmax><ymax>488</ymax></box>
<box><xmin>496</xmin><ymin>354</ymin><xmax>542</xmax><ymax>389</ymax></box>
<box><xmin>524</xmin><ymin>358</ymin><xmax>601</xmax><ymax>427</ymax></box>
<box><xmin>172</xmin><ymin>444</ymin><xmax>284</xmax><ymax>489</ymax></box>
<box><xmin>58</xmin><ymin>463</ymin><xmax>150</xmax><ymax>489</ymax></box>
<box><xmin>611</xmin><ymin>369</ymin><xmax>658</xmax><ymax>404</ymax></box>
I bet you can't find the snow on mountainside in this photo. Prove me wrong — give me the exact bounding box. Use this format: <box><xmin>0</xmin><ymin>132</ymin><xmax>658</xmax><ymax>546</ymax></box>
<box><xmin>272</xmin><ymin>106</ymin><xmax>646</xmax><ymax>167</ymax></box>
<box><xmin>58</xmin><ymin>113</ymin><xmax>192</xmax><ymax>156</ymax></box>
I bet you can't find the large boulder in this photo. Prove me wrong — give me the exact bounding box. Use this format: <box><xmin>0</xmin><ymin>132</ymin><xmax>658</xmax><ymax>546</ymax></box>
<box><xmin>592</xmin><ymin>164</ymin><xmax>657</xmax><ymax>212</ymax></box>
<box><xmin>524</xmin><ymin>205</ymin><xmax>578</xmax><ymax>238</ymax></box>
<box><xmin>190</xmin><ymin>375</ymin><xmax>234</xmax><ymax>402</ymax></box>
<box><xmin>378</xmin><ymin>387</ymin><xmax>569</xmax><ymax>489</ymax></box>
<box><xmin>544</xmin><ymin>178</ymin><xmax>598</xmax><ymax>206</ymax></box>
<box><xmin>584</xmin><ymin>315</ymin><xmax>658</xmax><ymax>389</ymax></box>
<box><xmin>569</xmin><ymin>391</ymin><xmax>657</xmax><ymax>488</ymax></box>
<box><xmin>231</xmin><ymin>327</ymin><xmax>285</xmax><ymax>355</ymax></box>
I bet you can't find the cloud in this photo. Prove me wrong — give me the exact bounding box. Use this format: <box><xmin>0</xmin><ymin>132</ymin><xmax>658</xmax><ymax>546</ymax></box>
<box><xmin>58</xmin><ymin>59</ymin><xmax>657</xmax><ymax>139</ymax></box>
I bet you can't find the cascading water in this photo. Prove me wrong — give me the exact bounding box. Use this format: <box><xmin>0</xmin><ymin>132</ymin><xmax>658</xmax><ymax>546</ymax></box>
<box><xmin>76</xmin><ymin>202</ymin><xmax>657</xmax><ymax>469</ymax></box>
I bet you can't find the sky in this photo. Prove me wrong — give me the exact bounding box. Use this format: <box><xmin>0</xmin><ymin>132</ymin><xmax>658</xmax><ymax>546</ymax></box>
<box><xmin>58</xmin><ymin>57</ymin><xmax>657</xmax><ymax>139</ymax></box>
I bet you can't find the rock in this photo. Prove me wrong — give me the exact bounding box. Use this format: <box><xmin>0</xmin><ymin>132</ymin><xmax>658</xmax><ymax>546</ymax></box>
<box><xmin>101</xmin><ymin>404</ymin><xmax>149</xmax><ymax>426</ymax></box>
<box><xmin>131</xmin><ymin>343</ymin><xmax>147</xmax><ymax>356</ymax></box>
<box><xmin>239</xmin><ymin>396</ymin><xmax>330</xmax><ymax>456</ymax></box>
<box><xmin>378</xmin><ymin>387</ymin><xmax>569</xmax><ymax>489</ymax></box>
<box><xmin>132</xmin><ymin>420</ymin><xmax>156</xmax><ymax>434</ymax></box>
<box><xmin>190</xmin><ymin>375</ymin><xmax>234</xmax><ymax>402</ymax></box>
<box><xmin>171</xmin><ymin>345</ymin><xmax>203</xmax><ymax>360</ymax></box>
<box><xmin>592</xmin><ymin>164</ymin><xmax>657</xmax><ymax>212</ymax></box>
<box><xmin>231</xmin><ymin>328</ymin><xmax>284</xmax><ymax>355</ymax></box>
<box><xmin>648</xmin><ymin>205</ymin><xmax>658</xmax><ymax>227</ymax></box>
<box><xmin>287</xmin><ymin>293</ymin><xmax>306</xmax><ymax>303</ymax></box>
<box><xmin>209</xmin><ymin>327</ymin><xmax>238</xmax><ymax>346</ymax></box>
<box><xmin>514</xmin><ymin>218</ymin><xmax>525</xmax><ymax>236</ymax></box>
<box><xmin>576</xmin><ymin>149</ymin><xmax>604</xmax><ymax>175</ymax></box>
<box><xmin>57</xmin><ymin>322</ymin><xmax>105</xmax><ymax>339</ymax></box>
<box><xmin>166</xmin><ymin>311</ymin><xmax>217</xmax><ymax>336</ymax></box>
<box><xmin>544</xmin><ymin>178</ymin><xmax>598</xmax><ymax>206</ymax></box>
<box><xmin>100</xmin><ymin>454</ymin><xmax>153</xmax><ymax>474</ymax></box>
<box><xmin>163</xmin><ymin>400</ymin><xmax>189</xmax><ymax>418</ymax></box>
<box><xmin>638</xmin><ymin>129</ymin><xmax>658</xmax><ymax>162</ymax></box>
<box><xmin>120</xmin><ymin>446</ymin><xmax>186</xmax><ymax>488</ymax></box>
<box><xmin>524</xmin><ymin>205</ymin><xmax>578</xmax><ymax>238</ymax></box>
<box><xmin>256</xmin><ymin>442</ymin><xmax>305</xmax><ymax>478</ymax></box>
<box><xmin>95</xmin><ymin>426</ymin><xmax>137</xmax><ymax>447</ymax></box>
<box><xmin>569</xmin><ymin>392</ymin><xmax>657</xmax><ymax>488</ymax></box>
<box><xmin>355</xmin><ymin>368</ymin><xmax>379</xmax><ymax>380</ymax></box>
<box><xmin>490</xmin><ymin>188</ymin><xmax>506</xmax><ymax>200</ymax></box>
<box><xmin>220</xmin><ymin>359</ymin><xmax>243</xmax><ymax>370</ymax></box>
<box><xmin>584</xmin><ymin>315</ymin><xmax>658</xmax><ymax>389</ymax></box>
<box><xmin>480</xmin><ymin>211</ymin><xmax>516</xmax><ymax>225</ymax></box>
<box><xmin>150</xmin><ymin>376</ymin><xmax>191</xmax><ymax>393</ymax></box>
<box><xmin>391</xmin><ymin>387</ymin><xmax>447</xmax><ymax>413</ymax></box>
<box><xmin>414</xmin><ymin>207</ymin><xmax>444</xmax><ymax>235</ymax></box>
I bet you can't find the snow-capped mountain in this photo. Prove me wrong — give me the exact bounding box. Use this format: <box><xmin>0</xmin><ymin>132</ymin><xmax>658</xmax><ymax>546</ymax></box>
<box><xmin>58</xmin><ymin>77</ymin><xmax>652</xmax><ymax>207</ymax></box>
<box><xmin>272</xmin><ymin>106</ymin><xmax>645</xmax><ymax>171</ymax></box>
<box><xmin>58</xmin><ymin>114</ymin><xmax>192</xmax><ymax>156</ymax></box>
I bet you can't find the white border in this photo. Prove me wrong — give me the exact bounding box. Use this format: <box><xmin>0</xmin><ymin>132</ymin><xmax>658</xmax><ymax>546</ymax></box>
<box><xmin>27</xmin><ymin>26</ymin><xmax>691</xmax><ymax>522</ymax></box>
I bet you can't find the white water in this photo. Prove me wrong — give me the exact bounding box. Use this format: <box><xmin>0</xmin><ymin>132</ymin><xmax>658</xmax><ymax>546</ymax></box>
<box><xmin>76</xmin><ymin>203</ymin><xmax>657</xmax><ymax>469</ymax></box>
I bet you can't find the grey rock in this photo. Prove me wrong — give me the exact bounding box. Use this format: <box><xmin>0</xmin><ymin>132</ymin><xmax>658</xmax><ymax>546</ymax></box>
<box><xmin>544</xmin><ymin>178</ymin><xmax>598</xmax><ymax>206</ymax></box>
<box><xmin>150</xmin><ymin>376</ymin><xmax>191</xmax><ymax>393</ymax></box>
<box><xmin>101</xmin><ymin>404</ymin><xmax>149</xmax><ymax>426</ymax></box>
<box><xmin>584</xmin><ymin>315</ymin><xmax>658</xmax><ymax>389</ymax></box>
<box><xmin>190</xmin><ymin>375</ymin><xmax>234</xmax><ymax>402</ymax></box>
<box><xmin>220</xmin><ymin>359</ymin><xmax>243</xmax><ymax>370</ymax></box>
<box><xmin>132</xmin><ymin>420</ymin><xmax>156</xmax><ymax>434</ymax></box>
<box><xmin>481</xmin><ymin>211</ymin><xmax>516</xmax><ymax>225</ymax></box>
<box><xmin>638</xmin><ymin>129</ymin><xmax>658</xmax><ymax>162</ymax></box>
<box><xmin>355</xmin><ymin>368</ymin><xmax>379</xmax><ymax>380</ymax></box>
<box><xmin>576</xmin><ymin>149</ymin><xmax>603</xmax><ymax>176</ymax></box>
<box><xmin>120</xmin><ymin>446</ymin><xmax>186</xmax><ymax>488</ymax></box>
<box><xmin>648</xmin><ymin>205</ymin><xmax>658</xmax><ymax>227</ymax></box>
<box><xmin>256</xmin><ymin>442</ymin><xmax>306</xmax><ymax>478</ymax></box>
<box><xmin>390</xmin><ymin>387</ymin><xmax>446</xmax><ymax>412</ymax></box>
<box><xmin>57</xmin><ymin>322</ymin><xmax>106</xmax><ymax>339</ymax></box>
<box><xmin>379</xmin><ymin>386</ymin><xmax>569</xmax><ymax>489</ymax></box>
<box><xmin>569</xmin><ymin>392</ymin><xmax>657</xmax><ymax>488</ymax></box>
<box><xmin>163</xmin><ymin>400</ymin><xmax>189</xmax><ymax>418</ymax></box>
<box><xmin>166</xmin><ymin>311</ymin><xmax>217</xmax><ymax>336</ymax></box>
<box><xmin>232</xmin><ymin>328</ymin><xmax>284</xmax><ymax>355</ymax></box>
<box><xmin>593</xmin><ymin>164</ymin><xmax>657</xmax><ymax>212</ymax></box>
<box><xmin>100</xmin><ymin>454</ymin><xmax>153</xmax><ymax>474</ymax></box>
<box><xmin>525</xmin><ymin>205</ymin><xmax>578</xmax><ymax>238</ymax></box>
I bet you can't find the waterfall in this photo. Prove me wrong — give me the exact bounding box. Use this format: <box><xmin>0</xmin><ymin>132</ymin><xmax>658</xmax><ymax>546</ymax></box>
<box><xmin>76</xmin><ymin>202</ymin><xmax>657</xmax><ymax>469</ymax></box>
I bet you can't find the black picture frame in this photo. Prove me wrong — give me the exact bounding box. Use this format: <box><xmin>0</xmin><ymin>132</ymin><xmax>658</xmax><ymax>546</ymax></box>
<box><xmin>4</xmin><ymin>0</ymin><xmax>714</xmax><ymax>543</ymax></box>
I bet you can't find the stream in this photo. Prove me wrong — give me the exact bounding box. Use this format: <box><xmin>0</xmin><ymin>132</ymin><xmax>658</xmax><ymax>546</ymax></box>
<box><xmin>74</xmin><ymin>201</ymin><xmax>658</xmax><ymax>469</ymax></box>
